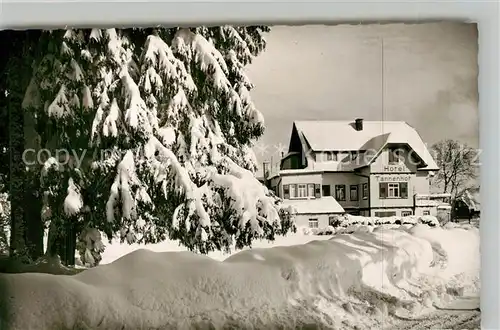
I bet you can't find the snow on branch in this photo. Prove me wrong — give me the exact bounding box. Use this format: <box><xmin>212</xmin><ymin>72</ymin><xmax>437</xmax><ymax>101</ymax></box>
<box><xmin>172</xmin><ymin>29</ymin><xmax>231</xmax><ymax>93</ymax></box>
<box><xmin>219</xmin><ymin>26</ymin><xmax>253</xmax><ymax>65</ymax></box>
<box><xmin>102</xmin><ymin>98</ymin><xmax>120</xmax><ymax>138</ymax></box>
<box><xmin>105</xmin><ymin>29</ymin><xmax>125</xmax><ymax>64</ymax></box>
<box><xmin>141</xmin><ymin>34</ymin><xmax>196</xmax><ymax>93</ymax></box>
<box><xmin>145</xmin><ymin>137</ymin><xmax>211</xmax><ymax>227</ymax></box>
<box><xmin>225</xmin><ymin>49</ymin><xmax>253</xmax><ymax>88</ymax></box>
<box><xmin>208</xmin><ymin>157</ymin><xmax>281</xmax><ymax>235</ymax></box>
<box><xmin>21</xmin><ymin>77</ymin><xmax>42</xmax><ymax>110</ymax></box>
<box><xmin>120</xmin><ymin>68</ymin><xmax>154</xmax><ymax>134</ymax></box>
<box><xmin>106</xmin><ymin>150</ymin><xmax>143</xmax><ymax>223</ymax></box>
<box><xmin>143</xmin><ymin>133</ymin><xmax>283</xmax><ymax>238</ymax></box>
<box><xmin>90</xmin><ymin>29</ymin><xmax>103</xmax><ymax>42</ymax></box>
<box><xmin>106</xmin><ymin>138</ymin><xmax>213</xmax><ymax>239</ymax></box>
<box><xmin>47</xmin><ymin>86</ymin><xmax>70</xmax><ymax>118</ymax></box>
<box><xmin>82</xmin><ymin>85</ymin><xmax>94</xmax><ymax>110</ymax></box>
<box><xmin>236</xmin><ymin>84</ymin><xmax>265</xmax><ymax>126</ymax></box>
<box><xmin>64</xmin><ymin>177</ymin><xmax>83</xmax><ymax>217</ymax></box>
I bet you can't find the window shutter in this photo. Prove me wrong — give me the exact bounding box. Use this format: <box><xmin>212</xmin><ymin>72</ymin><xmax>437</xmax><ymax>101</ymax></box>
<box><xmin>315</xmin><ymin>184</ymin><xmax>321</xmax><ymax>198</ymax></box>
<box><xmin>379</xmin><ymin>183</ymin><xmax>387</xmax><ymax>198</ymax></box>
<box><xmin>400</xmin><ymin>182</ymin><xmax>408</xmax><ymax>198</ymax></box>
<box><xmin>283</xmin><ymin>184</ymin><xmax>290</xmax><ymax>199</ymax></box>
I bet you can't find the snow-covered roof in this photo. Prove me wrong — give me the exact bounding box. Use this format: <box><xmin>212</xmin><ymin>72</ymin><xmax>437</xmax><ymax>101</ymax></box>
<box><xmin>282</xmin><ymin>196</ymin><xmax>345</xmax><ymax>215</ymax></box>
<box><xmin>293</xmin><ymin>120</ymin><xmax>439</xmax><ymax>171</ymax></box>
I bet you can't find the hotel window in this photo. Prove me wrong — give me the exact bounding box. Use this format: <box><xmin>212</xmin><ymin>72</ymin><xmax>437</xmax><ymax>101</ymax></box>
<box><xmin>423</xmin><ymin>210</ymin><xmax>430</xmax><ymax>216</ymax></box>
<box><xmin>308</xmin><ymin>184</ymin><xmax>315</xmax><ymax>197</ymax></box>
<box><xmin>322</xmin><ymin>185</ymin><xmax>331</xmax><ymax>197</ymax></box>
<box><xmin>388</xmin><ymin>183</ymin><xmax>400</xmax><ymax>198</ymax></box>
<box><xmin>389</xmin><ymin>148</ymin><xmax>403</xmax><ymax>164</ymax></box>
<box><xmin>298</xmin><ymin>184</ymin><xmax>307</xmax><ymax>198</ymax></box>
<box><xmin>289</xmin><ymin>184</ymin><xmax>296</xmax><ymax>198</ymax></box>
<box><xmin>326</xmin><ymin>152</ymin><xmax>333</xmax><ymax>161</ymax></box>
<box><xmin>401</xmin><ymin>211</ymin><xmax>412</xmax><ymax>217</ymax></box>
<box><xmin>379</xmin><ymin>182</ymin><xmax>408</xmax><ymax>199</ymax></box>
<box><xmin>350</xmin><ymin>185</ymin><xmax>359</xmax><ymax>201</ymax></box>
<box><xmin>375</xmin><ymin>211</ymin><xmax>397</xmax><ymax>218</ymax></box>
<box><xmin>308</xmin><ymin>218</ymin><xmax>319</xmax><ymax>229</ymax></box>
<box><xmin>335</xmin><ymin>185</ymin><xmax>346</xmax><ymax>201</ymax></box>
<box><xmin>362</xmin><ymin>183</ymin><xmax>368</xmax><ymax>199</ymax></box>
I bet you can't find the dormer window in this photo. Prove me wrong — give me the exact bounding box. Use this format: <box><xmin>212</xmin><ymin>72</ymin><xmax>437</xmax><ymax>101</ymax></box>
<box><xmin>389</xmin><ymin>148</ymin><xmax>403</xmax><ymax>165</ymax></box>
<box><xmin>326</xmin><ymin>152</ymin><xmax>337</xmax><ymax>161</ymax></box>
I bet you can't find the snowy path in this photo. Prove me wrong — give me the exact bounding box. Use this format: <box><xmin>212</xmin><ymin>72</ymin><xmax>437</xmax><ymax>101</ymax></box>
<box><xmin>390</xmin><ymin>297</ymin><xmax>480</xmax><ymax>330</ymax></box>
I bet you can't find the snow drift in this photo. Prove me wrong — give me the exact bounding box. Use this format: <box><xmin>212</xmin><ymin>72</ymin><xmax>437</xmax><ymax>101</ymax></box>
<box><xmin>0</xmin><ymin>224</ymin><xmax>479</xmax><ymax>330</ymax></box>
<box><xmin>330</xmin><ymin>213</ymin><xmax>441</xmax><ymax>227</ymax></box>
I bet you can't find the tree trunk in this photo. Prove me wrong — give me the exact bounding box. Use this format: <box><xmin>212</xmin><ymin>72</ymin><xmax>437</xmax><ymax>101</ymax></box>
<box><xmin>62</xmin><ymin>221</ymin><xmax>76</xmax><ymax>266</ymax></box>
<box><xmin>46</xmin><ymin>220</ymin><xmax>59</xmax><ymax>258</ymax></box>
<box><xmin>8</xmin><ymin>91</ymin><xmax>27</xmax><ymax>259</ymax></box>
<box><xmin>23</xmin><ymin>112</ymin><xmax>44</xmax><ymax>261</ymax></box>
<box><xmin>24</xmin><ymin>185</ymin><xmax>44</xmax><ymax>260</ymax></box>
<box><xmin>4</xmin><ymin>30</ymin><xmax>44</xmax><ymax>262</ymax></box>
<box><xmin>45</xmin><ymin>218</ymin><xmax>77</xmax><ymax>266</ymax></box>
<box><xmin>18</xmin><ymin>175</ymin><xmax>45</xmax><ymax>262</ymax></box>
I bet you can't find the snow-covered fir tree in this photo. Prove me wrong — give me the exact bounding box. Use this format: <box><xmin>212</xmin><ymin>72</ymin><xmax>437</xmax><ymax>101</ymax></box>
<box><xmin>22</xmin><ymin>27</ymin><xmax>295</xmax><ymax>264</ymax></box>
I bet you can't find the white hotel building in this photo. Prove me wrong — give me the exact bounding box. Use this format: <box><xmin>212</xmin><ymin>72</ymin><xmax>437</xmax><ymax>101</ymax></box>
<box><xmin>263</xmin><ymin>119</ymin><xmax>451</xmax><ymax>229</ymax></box>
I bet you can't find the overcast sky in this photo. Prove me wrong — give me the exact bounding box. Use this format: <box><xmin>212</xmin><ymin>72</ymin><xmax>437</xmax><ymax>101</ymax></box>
<box><xmin>246</xmin><ymin>22</ymin><xmax>479</xmax><ymax>168</ymax></box>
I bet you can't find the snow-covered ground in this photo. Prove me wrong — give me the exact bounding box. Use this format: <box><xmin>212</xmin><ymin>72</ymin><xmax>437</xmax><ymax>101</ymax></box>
<box><xmin>2</xmin><ymin>221</ymin><xmax>479</xmax><ymax>330</ymax></box>
<box><xmin>99</xmin><ymin>229</ymin><xmax>332</xmax><ymax>264</ymax></box>
<box><xmin>98</xmin><ymin>213</ymin><xmax>441</xmax><ymax>264</ymax></box>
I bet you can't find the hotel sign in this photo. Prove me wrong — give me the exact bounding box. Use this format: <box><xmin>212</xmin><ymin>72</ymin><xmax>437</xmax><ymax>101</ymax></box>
<box><xmin>382</xmin><ymin>165</ymin><xmax>406</xmax><ymax>172</ymax></box>
<box><xmin>376</xmin><ymin>175</ymin><xmax>411</xmax><ymax>182</ymax></box>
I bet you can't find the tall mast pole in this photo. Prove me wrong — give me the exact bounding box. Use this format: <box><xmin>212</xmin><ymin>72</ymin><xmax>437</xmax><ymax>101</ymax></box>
<box><xmin>381</xmin><ymin>37</ymin><xmax>385</xmax><ymax>125</ymax></box>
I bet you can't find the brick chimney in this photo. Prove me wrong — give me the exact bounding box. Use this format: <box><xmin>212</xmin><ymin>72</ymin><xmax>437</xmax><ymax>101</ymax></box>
<box><xmin>354</xmin><ymin>118</ymin><xmax>364</xmax><ymax>131</ymax></box>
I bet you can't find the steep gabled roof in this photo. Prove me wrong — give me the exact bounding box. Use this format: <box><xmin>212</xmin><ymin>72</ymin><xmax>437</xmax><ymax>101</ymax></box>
<box><xmin>292</xmin><ymin>120</ymin><xmax>439</xmax><ymax>171</ymax></box>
